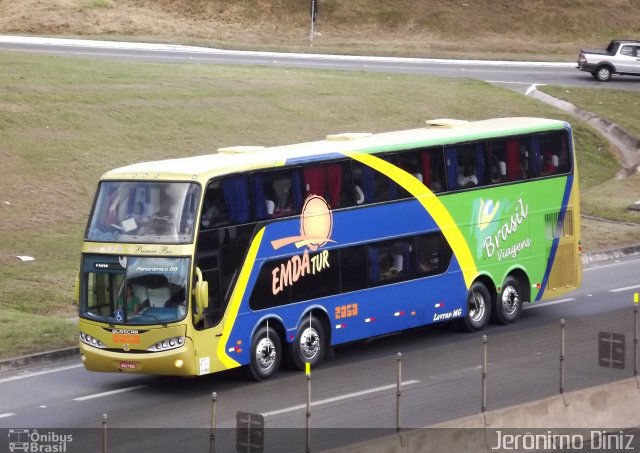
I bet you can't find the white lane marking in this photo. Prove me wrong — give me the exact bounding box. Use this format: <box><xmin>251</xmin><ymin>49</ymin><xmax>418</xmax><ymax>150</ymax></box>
<box><xmin>525</xmin><ymin>83</ymin><xmax>538</xmax><ymax>95</ymax></box>
<box><xmin>73</xmin><ymin>385</ymin><xmax>146</xmax><ymax>401</ymax></box>
<box><xmin>261</xmin><ymin>380</ymin><xmax>419</xmax><ymax>417</ymax></box>
<box><xmin>610</xmin><ymin>284</ymin><xmax>640</xmax><ymax>293</ymax></box>
<box><xmin>0</xmin><ymin>413</ymin><xmax>15</xmax><ymax>419</ymax></box>
<box><xmin>0</xmin><ymin>364</ymin><xmax>83</xmax><ymax>384</ymax></box>
<box><xmin>524</xmin><ymin>298</ymin><xmax>575</xmax><ymax>310</ymax></box>
<box><xmin>584</xmin><ymin>258</ymin><xmax>640</xmax><ymax>272</ymax></box>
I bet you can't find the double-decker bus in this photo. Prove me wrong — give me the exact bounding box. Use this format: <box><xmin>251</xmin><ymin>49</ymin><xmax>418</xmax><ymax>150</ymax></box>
<box><xmin>78</xmin><ymin>117</ymin><xmax>581</xmax><ymax>380</ymax></box>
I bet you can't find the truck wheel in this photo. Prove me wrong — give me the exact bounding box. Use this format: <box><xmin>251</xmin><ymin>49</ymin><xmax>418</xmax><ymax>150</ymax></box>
<box><xmin>291</xmin><ymin>316</ymin><xmax>326</xmax><ymax>370</ymax></box>
<box><xmin>454</xmin><ymin>282</ymin><xmax>491</xmax><ymax>332</ymax></box>
<box><xmin>594</xmin><ymin>66</ymin><xmax>612</xmax><ymax>82</ymax></box>
<box><xmin>494</xmin><ymin>276</ymin><xmax>523</xmax><ymax>324</ymax></box>
<box><xmin>249</xmin><ymin>325</ymin><xmax>282</xmax><ymax>381</ymax></box>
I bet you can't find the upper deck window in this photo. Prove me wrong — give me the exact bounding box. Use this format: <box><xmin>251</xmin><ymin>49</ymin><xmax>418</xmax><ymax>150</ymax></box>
<box><xmin>86</xmin><ymin>181</ymin><xmax>201</xmax><ymax>244</ymax></box>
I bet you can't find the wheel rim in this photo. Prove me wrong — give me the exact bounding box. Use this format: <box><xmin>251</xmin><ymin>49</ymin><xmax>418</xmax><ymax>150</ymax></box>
<box><xmin>501</xmin><ymin>285</ymin><xmax>520</xmax><ymax>315</ymax></box>
<box><xmin>255</xmin><ymin>336</ymin><xmax>277</xmax><ymax>372</ymax></box>
<box><xmin>469</xmin><ymin>291</ymin><xmax>486</xmax><ymax>322</ymax></box>
<box><xmin>299</xmin><ymin>326</ymin><xmax>320</xmax><ymax>361</ymax></box>
<box><xmin>598</xmin><ymin>68</ymin><xmax>610</xmax><ymax>80</ymax></box>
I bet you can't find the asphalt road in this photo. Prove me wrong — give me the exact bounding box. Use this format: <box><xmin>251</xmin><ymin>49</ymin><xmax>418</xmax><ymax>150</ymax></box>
<box><xmin>1</xmin><ymin>256</ymin><xmax>639</xmax><ymax>452</ymax></box>
<box><xmin>1</xmin><ymin>36</ymin><xmax>640</xmax><ymax>92</ymax></box>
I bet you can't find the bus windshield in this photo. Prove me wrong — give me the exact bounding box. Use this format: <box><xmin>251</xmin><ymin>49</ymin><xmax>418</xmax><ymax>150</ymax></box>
<box><xmin>81</xmin><ymin>256</ymin><xmax>189</xmax><ymax>326</ymax></box>
<box><xmin>86</xmin><ymin>181</ymin><xmax>201</xmax><ymax>244</ymax></box>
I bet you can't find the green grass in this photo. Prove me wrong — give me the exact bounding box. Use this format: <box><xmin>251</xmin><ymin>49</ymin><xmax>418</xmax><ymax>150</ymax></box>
<box><xmin>0</xmin><ymin>50</ymin><xmax>627</xmax><ymax>359</ymax></box>
<box><xmin>539</xmin><ymin>86</ymin><xmax>640</xmax><ymax>141</ymax></box>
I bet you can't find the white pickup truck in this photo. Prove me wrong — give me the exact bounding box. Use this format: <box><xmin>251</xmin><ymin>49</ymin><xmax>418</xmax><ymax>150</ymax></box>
<box><xmin>577</xmin><ymin>39</ymin><xmax>640</xmax><ymax>81</ymax></box>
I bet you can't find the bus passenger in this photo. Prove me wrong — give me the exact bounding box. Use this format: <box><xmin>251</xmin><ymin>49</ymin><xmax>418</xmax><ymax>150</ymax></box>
<box><xmin>490</xmin><ymin>158</ymin><xmax>506</xmax><ymax>183</ymax></box>
<box><xmin>541</xmin><ymin>152</ymin><xmax>559</xmax><ymax>176</ymax></box>
<box><xmin>457</xmin><ymin>164</ymin><xmax>478</xmax><ymax>188</ymax></box>
<box><xmin>118</xmin><ymin>284</ymin><xmax>141</xmax><ymax>314</ymax></box>
<box><xmin>380</xmin><ymin>253</ymin><xmax>401</xmax><ymax>280</ymax></box>
<box><xmin>429</xmin><ymin>171</ymin><xmax>444</xmax><ymax>192</ymax></box>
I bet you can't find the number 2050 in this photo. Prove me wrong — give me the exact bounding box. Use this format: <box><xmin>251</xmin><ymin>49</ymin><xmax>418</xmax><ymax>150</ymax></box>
<box><xmin>335</xmin><ymin>303</ymin><xmax>358</xmax><ymax>320</ymax></box>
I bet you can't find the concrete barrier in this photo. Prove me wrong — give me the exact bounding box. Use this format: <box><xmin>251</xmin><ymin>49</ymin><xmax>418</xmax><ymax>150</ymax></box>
<box><xmin>324</xmin><ymin>377</ymin><xmax>640</xmax><ymax>453</ymax></box>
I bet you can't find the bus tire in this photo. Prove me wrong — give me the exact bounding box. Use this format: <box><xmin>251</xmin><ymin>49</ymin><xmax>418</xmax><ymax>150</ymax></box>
<box><xmin>454</xmin><ymin>281</ymin><xmax>491</xmax><ymax>332</ymax></box>
<box><xmin>249</xmin><ymin>325</ymin><xmax>282</xmax><ymax>381</ymax></box>
<box><xmin>495</xmin><ymin>276</ymin><xmax>523</xmax><ymax>324</ymax></box>
<box><xmin>291</xmin><ymin>316</ymin><xmax>326</xmax><ymax>371</ymax></box>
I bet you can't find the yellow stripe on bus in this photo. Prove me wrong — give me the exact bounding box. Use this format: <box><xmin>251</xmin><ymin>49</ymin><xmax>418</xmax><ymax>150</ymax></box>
<box><xmin>216</xmin><ymin>227</ymin><xmax>266</xmax><ymax>369</ymax></box>
<box><xmin>344</xmin><ymin>151</ymin><xmax>478</xmax><ymax>288</ymax></box>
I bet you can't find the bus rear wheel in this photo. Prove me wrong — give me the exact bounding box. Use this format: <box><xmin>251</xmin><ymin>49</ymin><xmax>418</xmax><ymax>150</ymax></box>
<box><xmin>494</xmin><ymin>276</ymin><xmax>523</xmax><ymax>324</ymax></box>
<box><xmin>249</xmin><ymin>325</ymin><xmax>282</xmax><ymax>381</ymax></box>
<box><xmin>291</xmin><ymin>316</ymin><xmax>326</xmax><ymax>371</ymax></box>
<box><xmin>454</xmin><ymin>282</ymin><xmax>491</xmax><ymax>332</ymax></box>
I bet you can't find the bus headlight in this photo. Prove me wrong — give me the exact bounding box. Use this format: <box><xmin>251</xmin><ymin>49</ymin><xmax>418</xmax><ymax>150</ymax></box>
<box><xmin>148</xmin><ymin>336</ymin><xmax>185</xmax><ymax>352</ymax></box>
<box><xmin>80</xmin><ymin>332</ymin><xmax>106</xmax><ymax>349</ymax></box>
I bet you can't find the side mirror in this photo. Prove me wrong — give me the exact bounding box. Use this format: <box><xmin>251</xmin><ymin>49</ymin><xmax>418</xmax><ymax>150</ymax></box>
<box><xmin>193</xmin><ymin>267</ymin><xmax>209</xmax><ymax>324</ymax></box>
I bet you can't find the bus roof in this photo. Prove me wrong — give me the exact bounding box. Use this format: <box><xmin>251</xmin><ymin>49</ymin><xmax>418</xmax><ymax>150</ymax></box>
<box><xmin>102</xmin><ymin>117</ymin><xmax>567</xmax><ymax>182</ymax></box>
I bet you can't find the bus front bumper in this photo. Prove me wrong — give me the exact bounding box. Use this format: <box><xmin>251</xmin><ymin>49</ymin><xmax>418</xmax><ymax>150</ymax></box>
<box><xmin>80</xmin><ymin>338</ymin><xmax>199</xmax><ymax>376</ymax></box>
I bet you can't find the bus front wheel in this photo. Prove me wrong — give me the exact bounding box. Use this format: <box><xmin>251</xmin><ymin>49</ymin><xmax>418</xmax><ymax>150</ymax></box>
<box><xmin>454</xmin><ymin>282</ymin><xmax>491</xmax><ymax>332</ymax></box>
<box><xmin>291</xmin><ymin>315</ymin><xmax>326</xmax><ymax>371</ymax></box>
<box><xmin>495</xmin><ymin>276</ymin><xmax>523</xmax><ymax>324</ymax></box>
<box><xmin>249</xmin><ymin>325</ymin><xmax>282</xmax><ymax>381</ymax></box>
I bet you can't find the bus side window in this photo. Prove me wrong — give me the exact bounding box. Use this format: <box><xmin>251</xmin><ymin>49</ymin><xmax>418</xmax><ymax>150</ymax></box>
<box><xmin>537</xmin><ymin>131</ymin><xmax>570</xmax><ymax>176</ymax></box>
<box><xmin>399</xmin><ymin>151</ymin><xmax>423</xmax><ymax>189</ymax></box>
<box><xmin>352</xmin><ymin>155</ymin><xmax>404</xmax><ymax>205</ymax></box>
<box><xmin>202</xmin><ymin>176</ymin><xmax>251</xmax><ymax>229</ymax></box>
<box><xmin>252</xmin><ymin>170</ymin><xmax>302</xmax><ymax>220</ymax></box>
<box><xmin>415</xmin><ymin>232</ymin><xmax>452</xmax><ymax>277</ymax></box>
<box><xmin>555</xmin><ymin>131</ymin><xmax>571</xmax><ymax>174</ymax></box>
<box><xmin>249</xmin><ymin>258</ymin><xmax>292</xmax><ymax>311</ymax></box>
<box><xmin>202</xmin><ymin>181</ymin><xmax>229</xmax><ymax>229</ymax></box>
<box><xmin>339</xmin><ymin>245</ymin><xmax>368</xmax><ymax>292</ymax></box>
<box><xmin>428</xmin><ymin>148</ymin><xmax>446</xmax><ymax>192</ymax></box>
<box><xmin>290</xmin><ymin>250</ymin><xmax>339</xmax><ymax>302</ymax></box>
<box><xmin>303</xmin><ymin>162</ymin><xmax>351</xmax><ymax>209</ymax></box>
<box><xmin>338</xmin><ymin>161</ymin><xmax>356</xmax><ymax>208</ymax></box>
<box><xmin>353</xmin><ymin>163</ymin><xmax>374</xmax><ymax>205</ymax></box>
<box><xmin>399</xmin><ymin>150</ymin><xmax>445</xmax><ymax>195</ymax></box>
<box><xmin>505</xmin><ymin>139</ymin><xmax>532</xmax><ymax>181</ymax></box>
<box><xmin>368</xmin><ymin>239</ymin><xmax>412</xmax><ymax>285</ymax></box>
<box><xmin>377</xmin><ymin>154</ymin><xmax>401</xmax><ymax>202</ymax></box>
<box><xmin>451</xmin><ymin>144</ymin><xmax>479</xmax><ymax>189</ymax></box>
<box><xmin>486</xmin><ymin>143</ymin><xmax>507</xmax><ymax>184</ymax></box>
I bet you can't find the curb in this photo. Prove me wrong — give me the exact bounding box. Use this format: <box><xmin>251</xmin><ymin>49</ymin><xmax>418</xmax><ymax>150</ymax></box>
<box><xmin>581</xmin><ymin>244</ymin><xmax>640</xmax><ymax>264</ymax></box>
<box><xmin>0</xmin><ymin>347</ymin><xmax>79</xmax><ymax>373</ymax></box>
